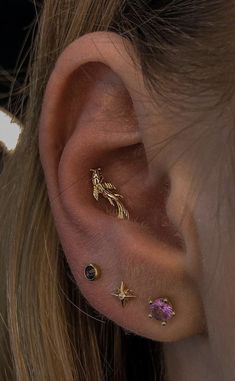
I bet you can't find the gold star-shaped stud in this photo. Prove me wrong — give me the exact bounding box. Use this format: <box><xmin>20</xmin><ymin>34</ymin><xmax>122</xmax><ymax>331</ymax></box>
<box><xmin>111</xmin><ymin>281</ymin><xmax>136</xmax><ymax>307</ymax></box>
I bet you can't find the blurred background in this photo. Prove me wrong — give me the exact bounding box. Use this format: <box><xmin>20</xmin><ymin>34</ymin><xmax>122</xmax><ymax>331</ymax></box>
<box><xmin>0</xmin><ymin>0</ymin><xmax>37</xmax><ymax>111</ymax></box>
<box><xmin>0</xmin><ymin>0</ymin><xmax>38</xmax><ymax>158</ymax></box>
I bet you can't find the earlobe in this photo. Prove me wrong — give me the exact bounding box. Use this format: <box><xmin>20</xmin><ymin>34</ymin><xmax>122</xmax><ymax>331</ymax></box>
<box><xmin>39</xmin><ymin>31</ymin><xmax>206</xmax><ymax>343</ymax></box>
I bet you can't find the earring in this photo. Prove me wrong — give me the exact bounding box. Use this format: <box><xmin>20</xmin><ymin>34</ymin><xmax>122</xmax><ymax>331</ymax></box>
<box><xmin>111</xmin><ymin>281</ymin><xmax>136</xmax><ymax>307</ymax></box>
<box><xmin>90</xmin><ymin>168</ymin><xmax>129</xmax><ymax>220</ymax></box>
<box><xmin>148</xmin><ymin>297</ymin><xmax>176</xmax><ymax>326</ymax></box>
<box><xmin>84</xmin><ymin>263</ymin><xmax>101</xmax><ymax>281</ymax></box>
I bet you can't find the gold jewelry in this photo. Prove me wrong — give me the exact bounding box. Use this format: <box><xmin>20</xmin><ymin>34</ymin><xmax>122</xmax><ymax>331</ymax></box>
<box><xmin>90</xmin><ymin>168</ymin><xmax>129</xmax><ymax>220</ymax></box>
<box><xmin>148</xmin><ymin>297</ymin><xmax>176</xmax><ymax>326</ymax></box>
<box><xmin>84</xmin><ymin>263</ymin><xmax>101</xmax><ymax>281</ymax></box>
<box><xmin>111</xmin><ymin>281</ymin><xmax>136</xmax><ymax>307</ymax></box>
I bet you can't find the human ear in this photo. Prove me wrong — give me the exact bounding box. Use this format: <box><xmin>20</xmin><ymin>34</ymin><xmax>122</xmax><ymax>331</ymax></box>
<box><xmin>39</xmin><ymin>31</ymin><xmax>205</xmax><ymax>342</ymax></box>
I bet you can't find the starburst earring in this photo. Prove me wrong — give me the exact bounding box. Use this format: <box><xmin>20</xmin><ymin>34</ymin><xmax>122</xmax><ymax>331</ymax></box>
<box><xmin>111</xmin><ymin>281</ymin><xmax>136</xmax><ymax>307</ymax></box>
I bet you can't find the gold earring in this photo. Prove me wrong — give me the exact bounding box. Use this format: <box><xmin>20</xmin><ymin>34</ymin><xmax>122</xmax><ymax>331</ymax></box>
<box><xmin>111</xmin><ymin>281</ymin><xmax>136</xmax><ymax>307</ymax></box>
<box><xmin>90</xmin><ymin>168</ymin><xmax>129</xmax><ymax>219</ymax></box>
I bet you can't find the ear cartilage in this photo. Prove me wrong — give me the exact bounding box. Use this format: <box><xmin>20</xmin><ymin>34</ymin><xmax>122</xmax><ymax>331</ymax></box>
<box><xmin>84</xmin><ymin>263</ymin><xmax>101</xmax><ymax>281</ymax></box>
<box><xmin>148</xmin><ymin>297</ymin><xmax>176</xmax><ymax>326</ymax></box>
<box><xmin>90</xmin><ymin>168</ymin><xmax>129</xmax><ymax>220</ymax></box>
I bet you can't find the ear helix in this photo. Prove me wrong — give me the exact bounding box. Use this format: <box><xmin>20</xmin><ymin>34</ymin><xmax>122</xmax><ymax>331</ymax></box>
<box><xmin>83</xmin><ymin>168</ymin><xmax>176</xmax><ymax>327</ymax></box>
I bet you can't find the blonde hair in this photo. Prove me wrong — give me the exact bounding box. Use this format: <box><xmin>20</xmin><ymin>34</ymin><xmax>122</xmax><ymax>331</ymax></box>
<box><xmin>0</xmin><ymin>1</ymin><xmax>234</xmax><ymax>379</ymax></box>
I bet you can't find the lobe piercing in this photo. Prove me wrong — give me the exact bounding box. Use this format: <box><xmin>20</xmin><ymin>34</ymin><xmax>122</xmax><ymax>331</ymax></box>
<box><xmin>84</xmin><ymin>263</ymin><xmax>101</xmax><ymax>281</ymax></box>
<box><xmin>148</xmin><ymin>297</ymin><xmax>176</xmax><ymax>326</ymax></box>
<box><xmin>90</xmin><ymin>168</ymin><xmax>129</xmax><ymax>220</ymax></box>
<box><xmin>111</xmin><ymin>281</ymin><xmax>136</xmax><ymax>307</ymax></box>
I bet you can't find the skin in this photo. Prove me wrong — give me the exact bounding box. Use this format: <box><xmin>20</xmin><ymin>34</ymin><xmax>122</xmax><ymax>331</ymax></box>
<box><xmin>38</xmin><ymin>32</ymin><xmax>235</xmax><ymax>380</ymax></box>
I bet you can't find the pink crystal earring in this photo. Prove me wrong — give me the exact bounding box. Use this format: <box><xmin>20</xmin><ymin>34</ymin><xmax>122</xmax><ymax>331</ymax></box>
<box><xmin>148</xmin><ymin>297</ymin><xmax>176</xmax><ymax>326</ymax></box>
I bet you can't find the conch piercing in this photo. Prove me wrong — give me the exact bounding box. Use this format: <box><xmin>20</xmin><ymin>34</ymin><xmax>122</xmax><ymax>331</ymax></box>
<box><xmin>84</xmin><ymin>263</ymin><xmax>101</xmax><ymax>281</ymax></box>
<box><xmin>148</xmin><ymin>297</ymin><xmax>176</xmax><ymax>326</ymax></box>
<box><xmin>90</xmin><ymin>168</ymin><xmax>129</xmax><ymax>220</ymax></box>
<box><xmin>111</xmin><ymin>281</ymin><xmax>136</xmax><ymax>307</ymax></box>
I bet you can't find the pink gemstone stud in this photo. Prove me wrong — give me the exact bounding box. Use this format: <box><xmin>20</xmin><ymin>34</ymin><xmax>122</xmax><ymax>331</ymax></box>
<box><xmin>148</xmin><ymin>297</ymin><xmax>176</xmax><ymax>326</ymax></box>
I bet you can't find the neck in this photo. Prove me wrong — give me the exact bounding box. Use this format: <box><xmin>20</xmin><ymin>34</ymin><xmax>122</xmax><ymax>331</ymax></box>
<box><xmin>164</xmin><ymin>336</ymin><xmax>225</xmax><ymax>381</ymax></box>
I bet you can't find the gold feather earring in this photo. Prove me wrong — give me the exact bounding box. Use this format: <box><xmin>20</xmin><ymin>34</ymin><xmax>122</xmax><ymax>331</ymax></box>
<box><xmin>90</xmin><ymin>168</ymin><xmax>129</xmax><ymax>219</ymax></box>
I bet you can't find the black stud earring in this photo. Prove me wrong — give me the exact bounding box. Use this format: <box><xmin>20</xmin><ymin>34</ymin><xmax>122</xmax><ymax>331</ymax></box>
<box><xmin>84</xmin><ymin>263</ymin><xmax>101</xmax><ymax>281</ymax></box>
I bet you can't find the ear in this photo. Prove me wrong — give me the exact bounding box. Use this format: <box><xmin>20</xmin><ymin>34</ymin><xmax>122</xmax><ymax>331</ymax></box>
<box><xmin>39</xmin><ymin>31</ymin><xmax>205</xmax><ymax>342</ymax></box>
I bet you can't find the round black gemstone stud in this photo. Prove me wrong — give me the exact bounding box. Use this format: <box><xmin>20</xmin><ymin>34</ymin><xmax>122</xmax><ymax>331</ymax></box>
<box><xmin>84</xmin><ymin>263</ymin><xmax>101</xmax><ymax>281</ymax></box>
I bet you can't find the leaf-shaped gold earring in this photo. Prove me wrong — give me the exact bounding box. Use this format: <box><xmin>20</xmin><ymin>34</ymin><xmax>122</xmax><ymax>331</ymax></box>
<box><xmin>90</xmin><ymin>168</ymin><xmax>129</xmax><ymax>219</ymax></box>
